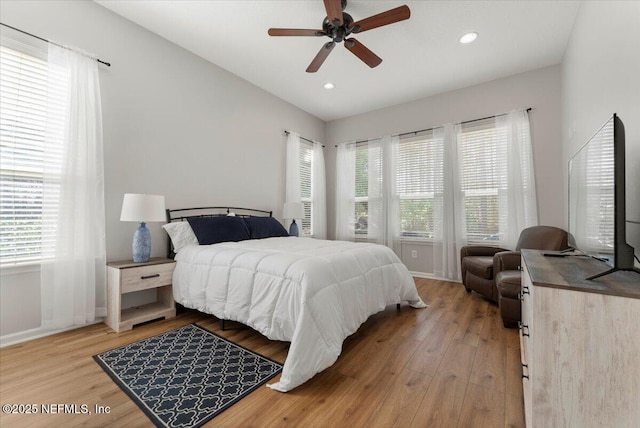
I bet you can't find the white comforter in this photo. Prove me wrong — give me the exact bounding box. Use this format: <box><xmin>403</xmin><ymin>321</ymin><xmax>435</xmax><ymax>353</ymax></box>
<box><xmin>172</xmin><ymin>237</ymin><xmax>426</xmax><ymax>392</ymax></box>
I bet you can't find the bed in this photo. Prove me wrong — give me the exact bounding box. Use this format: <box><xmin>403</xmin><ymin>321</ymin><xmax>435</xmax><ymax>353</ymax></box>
<box><xmin>164</xmin><ymin>207</ymin><xmax>427</xmax><ymax>392</ymax></box>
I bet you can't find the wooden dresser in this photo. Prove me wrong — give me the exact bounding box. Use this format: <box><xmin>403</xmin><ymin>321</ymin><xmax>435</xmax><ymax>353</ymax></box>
<box><xmin>520</xmin><ymin>250</ymin><xmax>640</xmax><ymax>428</ymax></box>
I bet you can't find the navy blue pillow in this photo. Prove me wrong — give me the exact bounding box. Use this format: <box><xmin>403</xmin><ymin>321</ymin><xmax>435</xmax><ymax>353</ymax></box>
<box><xmin>187</xmin><ymin>216</ymin><xmax>250</xmax><ymax>245</ymax></box>
<box><xmin>243</xmin><ymin>217</ymin><xmax>290</xmax><ymax>239</ymax></box>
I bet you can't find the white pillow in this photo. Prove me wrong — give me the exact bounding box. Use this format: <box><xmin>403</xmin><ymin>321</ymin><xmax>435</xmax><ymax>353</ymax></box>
<box><xmin>162</xmin><ymin>222</ymin><xmax>198</xmax><ymax>253</ymax></box>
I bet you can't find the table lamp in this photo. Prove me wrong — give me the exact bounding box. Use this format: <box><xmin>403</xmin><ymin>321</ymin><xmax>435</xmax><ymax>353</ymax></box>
<box><xmin>120</xmin><ymin>193</ymin><xmax>166</xmax><ymax>262</ymax></box>
<box><xmin>283</xmin><ymin>202</ymin><xmax>305</xmax><ymax>237</ymax></box>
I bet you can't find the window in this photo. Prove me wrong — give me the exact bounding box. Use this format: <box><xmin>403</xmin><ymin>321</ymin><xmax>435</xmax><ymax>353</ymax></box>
<box><xmin>353</xmin><ymin>143</ymin><xmax>383</xmax><ymax>235</ymax></box>
<box><xmin>288</xmin><ymin>134</ymin><xmax>326</xmax><ymax>239</ymax></box>
<box><xmin>299</xmin><ymin>141</ymin><xmax>313</xmax><ymax>236</ymax></box>
<box><xmin>351</xmin><ymin>120</ymin><xmax>512</xmax><ymax>244</ymax></box>
<box><xmin>459</xmin><ymin>119</ymin><xmax>507</xmax><ymax>244</ymax></box>
<box><xmin>353</xmin><ymin>135</ymin><xmax>442</xmax><ymax>240</ymax></box>
<box><xmin>396</xmin><ymin>132</ymin><xmax>442</xmax><ymax>239</ymax></box>
<box><xmin>339</xmin><ymin>112</ymin><xmax>533</xmax><ymax>249</ymax></box>
<box><xmin>354</xmin><ymin>144</ymin><xmax>369</xmax><ymax>234</ymax></box>
<box><xmin>0</xmin><ymin>44</ymin><xmax>63</xmax><ymax>265</ymax></box>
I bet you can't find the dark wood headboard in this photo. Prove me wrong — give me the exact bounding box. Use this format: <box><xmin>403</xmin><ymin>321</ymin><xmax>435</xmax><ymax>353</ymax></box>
<box><xmin>165</xmin><ymin>206</ymin><xmax>273</xmax><ymax>258</ymax></box>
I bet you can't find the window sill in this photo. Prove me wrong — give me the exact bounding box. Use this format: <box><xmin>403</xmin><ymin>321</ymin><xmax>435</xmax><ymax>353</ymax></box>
<box><xmin>399</xmin><ymin>237</ymin><xmax>434</xmax><ymax>244</ymax></box>
<box><xmin>0</xmin><ymin>262</ymin><xmax>41</xmax><ymax>276</ymax></box>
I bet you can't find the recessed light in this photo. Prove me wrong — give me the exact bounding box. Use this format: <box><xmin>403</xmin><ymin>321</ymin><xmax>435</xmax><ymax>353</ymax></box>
<box><xmin>323</xmin><ymin>82</ymin><xmax>335</xmax><ymax>90</ymax></box>
<box><xmin>459</xmin><ymin>32</ymin><xmax>478</xmax><ymax>44</ymax></box>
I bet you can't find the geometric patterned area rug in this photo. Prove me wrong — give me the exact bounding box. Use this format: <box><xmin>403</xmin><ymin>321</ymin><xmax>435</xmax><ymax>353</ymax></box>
<box><xmin>93</xmin><ymin>324</ymin><xmax>283</xmax><ymax>428</ymax></box>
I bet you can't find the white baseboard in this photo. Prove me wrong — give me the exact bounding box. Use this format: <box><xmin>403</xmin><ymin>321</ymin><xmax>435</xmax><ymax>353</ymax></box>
<box><xmin>410</xmin><ymin>271</ymin><xmax>462</xmax><ymax>284</ymax></box>
<box><xmin>410</xmin><ymin>271</ymin><xmax>435</xmax><ymax>279</ymax></box>
<box><xmin>0</xmin><ymin>319</ymin><xmax>104</xmax><ymax>348</ymax></box>
<box><xmin>1</xmin><ymin>275</ymin><xmax>462</xmax><ymax>347</ymax></box>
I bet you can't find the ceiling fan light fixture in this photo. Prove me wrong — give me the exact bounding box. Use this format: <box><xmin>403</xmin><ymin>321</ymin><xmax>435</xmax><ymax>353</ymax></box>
<box><xmin>459</xmin><ymin>32</ymin><xmax>478</xmax><ymax>44</ymax></box>
<box><xmin>323</xmin><ymin>82</ymin><xmax>335</xmax><ymax>89</ymax></box>
<box><xmin>268</xmin><ymin>1</ymin><xmax>411</xmax><ymax>72</ymax></box>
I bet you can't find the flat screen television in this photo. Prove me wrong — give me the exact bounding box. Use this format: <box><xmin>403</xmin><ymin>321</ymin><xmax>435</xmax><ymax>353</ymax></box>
<box><xmin>568</xmin><ymin>114</ymin><xmax>639</xmax><ymax>280</ymax></box>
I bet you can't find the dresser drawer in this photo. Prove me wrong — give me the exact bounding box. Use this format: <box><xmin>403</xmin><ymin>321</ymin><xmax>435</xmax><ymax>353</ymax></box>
<box><xmin>120</xmin><ymin>262</ymin><xmax>175</xmax><ymax>293</ymax></box>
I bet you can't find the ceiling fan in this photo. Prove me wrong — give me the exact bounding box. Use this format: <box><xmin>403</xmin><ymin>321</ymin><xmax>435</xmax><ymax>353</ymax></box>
<box><xmin>268</xmin><ymin>0</ymin><xmax>410</xmax><ymax>73</ymax></box>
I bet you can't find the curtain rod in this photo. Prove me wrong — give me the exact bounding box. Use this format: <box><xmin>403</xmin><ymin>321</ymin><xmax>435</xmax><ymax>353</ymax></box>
<box><xmin>284</xmin><ymin>130</ymin><xmax>325</xmax><ymax>148</ymax></box>
<box><xmin>1</xmin><ymin>22</ymin><xmax>111</xmax><ymax>67</ymax></box>
<box><xmin>334</xmin><ymin>107</ymin><xmax>533</xmax><ymax>147</ymax></box>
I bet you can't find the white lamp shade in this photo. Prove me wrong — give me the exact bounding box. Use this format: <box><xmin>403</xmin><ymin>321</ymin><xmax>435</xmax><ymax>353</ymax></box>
<box><xmin>120</xmin><ymin>194</ymin><xmax>166</xmax><ymax>222</ymax></box>
<box><xmin>283</xmin><ymin>202</ymin><xmax>305</xmax><ymax>220</ymax></box>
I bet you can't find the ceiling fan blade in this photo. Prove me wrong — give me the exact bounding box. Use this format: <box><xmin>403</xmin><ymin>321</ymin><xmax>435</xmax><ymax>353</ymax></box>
<box><xmin>351</xmin><ymin>5</ymin><xmax>410</xmax><ymax>33</ymax></box>
<box><xmin>344</xmin><ymin>38</ymin><xmax>382</xmax><ymax>68</ymax></box>
<box><xmin>323</xmin><ymin>0</ymin><xmax>344</xmax><ymax>26</ymax></box>
<box><xmin>306</xmin><ymin>42</ymin><xmax>335</xmax><ymax>73</ymax></box>
<box><xmin>268</xmin><ymin>28</ymin><xmax>327</xmax><ymax>37</ymax></box>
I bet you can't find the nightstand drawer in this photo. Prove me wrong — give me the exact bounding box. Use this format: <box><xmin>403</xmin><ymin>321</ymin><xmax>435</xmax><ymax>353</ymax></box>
<box><xmin>121</xmin><ymin>262</ymin><xmax>174</xmax><ymax>293</ymax></box>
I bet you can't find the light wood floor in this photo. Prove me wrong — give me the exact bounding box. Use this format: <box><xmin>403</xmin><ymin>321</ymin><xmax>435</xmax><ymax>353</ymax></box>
<box><xmin>0</xmin><ymin>278</ymin><xmax>524</xmax><ymax>428</ymax></box>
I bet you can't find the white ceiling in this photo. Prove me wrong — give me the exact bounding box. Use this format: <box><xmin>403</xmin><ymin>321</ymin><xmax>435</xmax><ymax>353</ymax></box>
<box><xmin>95</xmin><ymin>0</ymin><xmax>581</xmax><ymax>122</ymax></box>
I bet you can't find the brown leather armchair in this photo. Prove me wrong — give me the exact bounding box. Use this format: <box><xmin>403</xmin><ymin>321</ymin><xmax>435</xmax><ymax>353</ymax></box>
<box><xmin>460</xmin><ymin>226</ymin><xmax>569</xmax><ymax>326</ymax></box>
<box><xmin>460</xmin><ymin>245</ymin><xmax>505</xmax><ymax>301</ymax></box>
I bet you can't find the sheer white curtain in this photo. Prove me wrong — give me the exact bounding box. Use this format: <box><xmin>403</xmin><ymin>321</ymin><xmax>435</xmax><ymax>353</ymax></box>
<box><xmin>497</xmin><ymin>110</ymin><xmax>538</xmax><ymax>248</ymax></box>
<box><xmin>337</xmin><ymin>136</ymin><xmax>399</xmax><ymax>248</ymax></box>
<box><xmin>367</xmin><ymin>138</ymin><xmax>383</xmax><ymax>244</ymax></box>
<box><xmin>342</xmin><ymin>135</ymin><xmax>399</xmax><ymax>248</ymax></box>
<box><xmin>285</xmin><ymin>131</ymin><xmax>301</xmax><ymax>231</ymax></box>
<box><xmin>40</xmin><ymin>45</ymin><xmax>106</xmax><ymax>329</ymax></box>
<box><xmin>333</xmin><ymin>109</ymin><xmax>537</xmax><ymax>279</ymax></box>
<box><xmin>311</xmin><ymin>141</ymin><xmax>327</xmax><ymax>239</ymax></box>
<box><xmin>366</xmin><ymin>135</ymin><xmax>399</xmax><ymax>248</ymax></box>
<box><xmin>335</xmin><ymin>142</ymin><xmax>356</xmax><ymax>241</ymax></box>
<box><xmin>384</xmin><ymin>135</ymin><xmax>400</xmax><ymax>250</ymax></box>
<box><xmin>285</xmin><ymin>132</ymin><xmax>301</xmax><ymax>205</ymax></box>
<box><xmin>432</xmin><ymin>124</ymin><xmax>467</xmax><ymax>280</ymax></box>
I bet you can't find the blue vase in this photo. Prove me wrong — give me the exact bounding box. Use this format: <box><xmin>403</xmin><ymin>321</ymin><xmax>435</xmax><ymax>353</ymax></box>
<box><xmin>289</xmin><ymin>220</ymin><xmax>299</xmax><ymax>237</ymax></box>
<box><xmin>132</xmin><ymin>222</ymin><xmax>151</xmax><ymax>262</ymax></box>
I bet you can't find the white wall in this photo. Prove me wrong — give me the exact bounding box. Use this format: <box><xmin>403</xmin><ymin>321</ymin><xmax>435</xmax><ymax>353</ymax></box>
<box><xmin>3</xmin><ymin>0</ymin><xmax>637</xmax><ymax>342</ymax></box>
<box><xmin>0</xmin><ymin>0</ymin><xmax>324</xmax><ymax>340</ymax></box>
<box><xmin>562</xmin><ymin>1</ymin><xmax>640</xmax><ymax>259</ymax></box>
<box><xmin>325</xmin><ymin>65</ymin><xmax>564</xmax><ymax>274</ymax></box>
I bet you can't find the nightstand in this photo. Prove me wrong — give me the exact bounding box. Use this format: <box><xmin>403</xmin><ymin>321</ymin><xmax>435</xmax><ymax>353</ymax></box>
<box><xmin>106</xmin><ymin>257</ymin><xmax>176</xmax><ymax>332</ymax></box>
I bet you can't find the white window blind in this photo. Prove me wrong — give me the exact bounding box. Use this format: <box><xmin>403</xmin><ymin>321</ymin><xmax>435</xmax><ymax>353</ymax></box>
<box><xmin>396</xmin><ymin>132</ymin><xmax>442</xmax><ymax>239</ymax></box>
<box><xmin>0</xmin><ymin>44</ymin><xmax>63</xmax><ymax>265</ymax></box>
<box><xmin>459</xmin><ymin>118</ymin><xmax>507</xmax><ymax>244</ymax></box>
<box><xmin>341</xmin><ymin>111</ymin><xmax>533</xmax><ymax>248</ymax></box>
<box><xmin>299</xmin><ymin>141</ymin><xmax>313</xmax><ymax>236</ymax></box>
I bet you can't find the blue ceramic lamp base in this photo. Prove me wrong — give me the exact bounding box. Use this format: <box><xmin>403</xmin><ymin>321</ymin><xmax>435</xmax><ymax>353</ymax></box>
<box><xmin>132</xmin><ymin>222</ymin><xmax>151</xmax><ymax>263</ymax></box>
<box><xmin>289</xmin><ymin>220</ymin><xmax>299</xmax><ymax>237</ymax></box>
